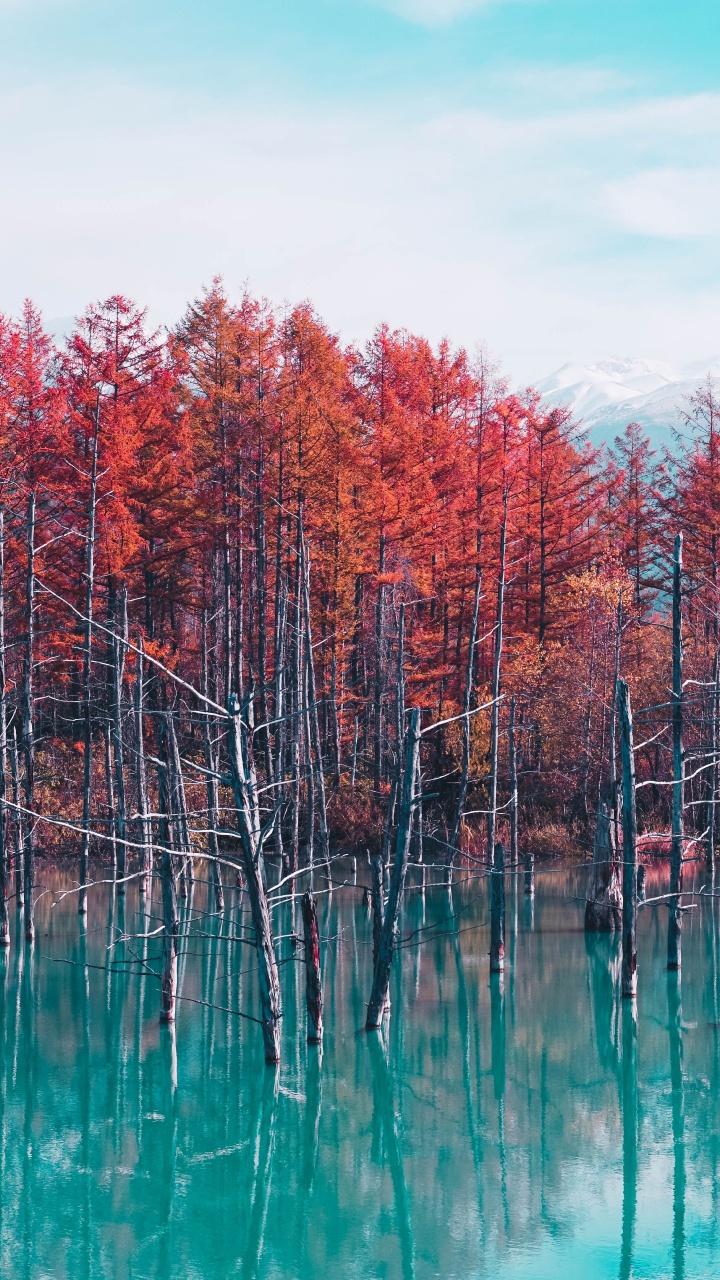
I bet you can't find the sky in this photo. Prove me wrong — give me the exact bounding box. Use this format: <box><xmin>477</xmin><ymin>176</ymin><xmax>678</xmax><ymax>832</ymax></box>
<box><xmin>0</xmin><ymin>0</ymin><xmax>718</xmax><ymax>383</ymax></box>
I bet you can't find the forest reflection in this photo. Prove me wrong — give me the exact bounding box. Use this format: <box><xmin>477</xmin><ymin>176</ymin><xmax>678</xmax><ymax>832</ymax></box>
<box><xmin>0</xmin><ymin>862</ymin><xmax>717</xmax><ymax>1279</ymax></box>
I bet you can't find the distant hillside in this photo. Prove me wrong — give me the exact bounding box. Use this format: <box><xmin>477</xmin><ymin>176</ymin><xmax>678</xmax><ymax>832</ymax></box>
<box><xmin>537</xmin><ymin>356</ymin><xmax>720</xmax><ymax>455</ymax></box>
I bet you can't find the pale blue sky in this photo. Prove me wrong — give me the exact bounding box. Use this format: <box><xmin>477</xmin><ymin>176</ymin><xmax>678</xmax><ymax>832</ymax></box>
<box><xmin>0</xmin><ymin>0</ymin><xmax>718</xmax><ymax>380</ymax></box>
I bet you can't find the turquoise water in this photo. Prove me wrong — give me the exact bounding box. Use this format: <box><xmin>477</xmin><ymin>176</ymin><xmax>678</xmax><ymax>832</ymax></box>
<box><xmin>0</xmin><ymin>862</ymin><xmax>719</xmax><ymax>1279</ymax></box>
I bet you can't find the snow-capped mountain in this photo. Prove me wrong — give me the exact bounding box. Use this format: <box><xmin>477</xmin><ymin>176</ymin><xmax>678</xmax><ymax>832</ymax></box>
<box><xmin>536</xmin><ymin>356</ymin><xmax>720</xmax><ymax>452</ymax></box>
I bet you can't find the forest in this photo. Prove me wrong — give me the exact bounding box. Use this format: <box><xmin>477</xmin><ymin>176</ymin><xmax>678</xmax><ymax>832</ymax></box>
<box><xmin>0</xmin><ymin>282</ymin><xmax>718</xmax><ymax>1057</ymax></box>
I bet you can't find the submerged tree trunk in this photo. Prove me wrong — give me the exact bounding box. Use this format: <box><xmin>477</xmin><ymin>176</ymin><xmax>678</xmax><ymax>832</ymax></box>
<box><xmin>585</xmin><ymin>786</ymin><xmax>622</xmax><ymax>932</ymax></box>
<box><xmin>668</xmin><ymin>533</ymin><xmax>684</xmax><ymax>971</ymax></box>
<box><xmin>227</xmin><ymin>693</ymin><xmax>281</xmax><ymax>1063</ymax></box>
<box><xmin>366</xmin><ymin>708</ymin><xmax>420</xmax><ymax>1030</ymax></box>
<box><xmin>301</xmin><ymin>891</ymin><xmax>323</xmax><ymax>1043</ymax></box>
<box><xmin>618</xmin><ymin>679</ymin><xmax>638</xmax><ymax>998</ymax></box>
<box><xmin>22</xmin><ymin>494</ymin><xmax>36</xmax><ymax>943</ymax></box>
<box><xmin>489</xmin><ymin>840</ymin><xmax>506</xmax><ymax>973</ymax></box>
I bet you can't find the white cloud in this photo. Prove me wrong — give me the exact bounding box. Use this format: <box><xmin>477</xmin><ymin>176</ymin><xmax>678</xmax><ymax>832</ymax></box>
<box><xmin>603</xmin><ymin>168</ymin><xmax>720</xmax><ymax>239</ymax></box>
<box><xmin>376</xmin><ymin>0</ymin><xmax>494</xmax><ymax>21</ymax></box>
<box><xmin>1</xmin><ymin>74</ymin><xmax>719</xmax><ymax>382</ymax></box>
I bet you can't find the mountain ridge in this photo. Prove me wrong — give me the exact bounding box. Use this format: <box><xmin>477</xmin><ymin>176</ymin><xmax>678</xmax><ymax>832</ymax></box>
<box><xmin>536</xmin><ymin>355</ymin><xmax>720</xmax><ymax>453</ymax></box>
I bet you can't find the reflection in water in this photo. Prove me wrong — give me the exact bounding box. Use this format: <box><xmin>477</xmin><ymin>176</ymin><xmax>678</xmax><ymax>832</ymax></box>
<box><xmin>620</xmin><ymin>998</ymin><xmax>637</xmax><ymax>1280</ymax></box>
<box><xmin>0</xmin><ymin>865</ymin><xmax>717</xmax><ymax>1276</ymax></box>
<box><xmin>668</xmin><ymin>971</ymin><xmax>685</xmax><ymax>1280</ymax></box>
<box><xmin>369</xmin><ymin>1030</ymin><xmax>415</xmax><ymax>1280</ymax></box>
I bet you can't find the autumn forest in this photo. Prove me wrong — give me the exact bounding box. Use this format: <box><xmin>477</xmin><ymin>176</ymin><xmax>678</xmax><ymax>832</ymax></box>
<box><xmin>0</xmin><ymin>282</ymin><xmax>718</xmax><ymax>1044</ymax></box>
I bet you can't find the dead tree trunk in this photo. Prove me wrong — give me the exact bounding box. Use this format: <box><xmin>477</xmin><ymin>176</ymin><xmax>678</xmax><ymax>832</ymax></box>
<box><xmin>370</xmin><ymin>852</ymin><xmax>385</xmax><ymax>972</ymax></box>
<box><xmin>301</xmin><ymin>526</ymin><xmax>330</xmax><ymax>871</ymax></box>
<box><xmin>374</xmin><ymin>534</ymin><xmax>386</xmax><ymax>791</ymax></box>
<box><xmin>609</xmin><ymin>596</ymin><xmax>623</xmax><ymax>859</ymax></box>
<box><xmin>508</xmin><ymin>695</ymin><xmax>518</xmax><ymax>866</ymax></box>
<box><xmin>487</xmin><ymin>486</ymin><xmax>508</xmax><ymax>861</ymax></box>
<box><xmin>227</xmin><ymin>693</ymin><xmax>282</xmax><ymax>1063</ymax></box>
<box><xmin>618</xmin><ymin>679</ymin><xmax>638</xmax><ymax>998</ymax></box>
<box><xmin>451</xmin><ymin>567</ymin><xmax>481</xmax><ymax>859</ymax></box>
<box><xmin>707</xmin><ymin>651</ymin><xmax>718</xmax><ymax>871</ymax></box>
<box><xmin>103</xmin><ymin>723</ymin><xmax>116</xmax><ymax>875</ymax></box>
<box><xmin>366</xmin><ymin>707</ymin><xmax>421</xmax><ymax>1030</ymax></box>
<box><xmin>22</xmin><ymin>493</ymin><xmax>36</xmax><ymax>943</ymax></box>
<box><xmin>157</xmin><ymin>719</ymin><xmax>179</xmax><ymax>1022</ymax></box>
<box><xmin>273</xmin><ymin>580</ymin><xmax>287</xmax><ymax>868</ymax></box>
<box><xmin>167</xmin><ymin>712</ymin><xmax>192</xmax><ymax>900</ymax></box>
<box><xmin>79</xmin><ymin>408</ymin><xmax>98</xmax><ymax>915</ymax></box>
<box><xmin>10</xmin><ymin>727</ymin><xmax>22</xmax><ymax>909</ymax></box>
<box><xmin>111</xmin><ymin>586</ymin><xmax>128</xmax><ymax>893</ymax></box>
<box><xmin>201</xmin><ymin>611</ymin><xmax>224</xmax><ymax>913</ymax></box>
<box><xmin>524</xmin><ymin>846</ymin><xmax>534</xmax><ymax>896</ymax></box>
<box><xmin>330</xmin><ymin>642</ymin><xmax>341</xmax><ymax>789</ymax></box>
<box><xmin>351</xmin><ymin>716</ymin><xmax>359</xmax><ymax>789</ymax></box>
<box><xmin>585</xmin><ymin>786</ymin><xmax>622</xmax><ymax>931</ymax></box>
<box><xmin>134</xmin><ymin>640</ymin><xmax>152</xmax><ymax>893</ymax></box>
<box><xmin>301</xmin><ymin>891</ymin><xmax>323</xmax><ymax>1043</ymax></box>
<box><xmin>668</xmin><ymin>532</ymin><xmax>684</xmax><ymax>971</ymax></box>
<box><xmin>0</xmin><ymin>510</ymin><xmax>8</xmax><ymax>947</ymax></box>
<box><xmin>290</xmin><ymin>531</ymin><xmax>303</xmax><ymax>876</ymax></box>
<box><xmin>489</xmin><ymin>840</ymin><xmax>506</xmax><ymax>973</ymax></box>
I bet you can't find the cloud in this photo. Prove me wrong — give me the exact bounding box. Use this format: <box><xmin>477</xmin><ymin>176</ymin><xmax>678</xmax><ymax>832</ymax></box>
<box><xmin>376</xmin><ymin>0</ymin><xmax>494</xmax><ymax>21</ymax></box>
<box><xmin>603</xmin><ymin>168</ymin><xmax>720</xmax><ymax>239</ymax></box>
<box><xmin>1</xmin><ymin>74</ymin><xmax>720</xmax><ymax>382</ymax></box>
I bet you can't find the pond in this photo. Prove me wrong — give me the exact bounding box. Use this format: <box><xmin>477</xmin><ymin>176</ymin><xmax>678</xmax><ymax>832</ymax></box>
<box><xmin>0</xmin><ymin>860</ymin><xmax>718</xmax><ymax>1279</ymax></box>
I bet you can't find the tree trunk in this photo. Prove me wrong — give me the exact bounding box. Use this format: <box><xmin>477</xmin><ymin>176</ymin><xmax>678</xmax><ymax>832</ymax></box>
<box><xmin>618</xmin><ymin>679</ymin><xmax>638</xmax><ymax>998</ymax></box>
<box><xmin>508</xmin><ymin>695</ymin><xmax>518</xmax><ymax>866</ymax></box>
<box><xmin>157</xmin><ymin>719</ymin><xmax>179</xmax><ymax>1022</ymax></box>
<box><xmin>134</xmin><ymin>640</ymin><xmax>152</xmax><ymax>894</ymax></box>
<box><xmin>330</xmin><ymin>642</ymin><xmax>341</xmax><ymax>789</ymax></box>
<box><xmin>301</xmin><ymin>525</ymin><xmax>329</xmax><ymax>870</ymax></box>
<box><xmin>111</xmin><ymin>586</ymin><xmax>128</xmax><ymax>892</ymax></box>
<box><xmin>351</xmin><ymin>717</ymin><xmax>359</xmax><ymax>789</ymax></box>
<box><xmin>22</xmin><ymin>493</ymin><xmax>36</xmax><ymax>943</ymax></box>
<box><xmin>489</xmin><ymin>840</ymin><xmax>506</xmax><ymax>973</ymax></box>
<box><xmin>103</xmin><ymin>722</ymin><xmax>116</xmax><ymax>875</ymax></box>
<box><xmin>167</xmin><ymin>712</ymin><xmax>192</xmax><ymax>899</ymax></box>
<box><xmin>707</xmin><ymin>651</ymin><xmax>718</xmax><ymax>871</ymax></box>
<box><xmin>201</xmin><ymin>611</ymin><xmax>224</xmax><ymax>914</ymax></box>
<box><xmin>585</xmin><ymin>785</ymin><xmax>621</xmax><ymax>931</ymax></box>
<box><xmin>273</xmin><ymin>579</ymin><xmax>286</xmax><ymax>868</ymax></box>
<box><xmin>226</xmin><ymin>693</ymin><xmax>281</xmax><ymax>1063</ymax></box>
<box><xmin>668</xmin><ymin>532</ymin><xmax>684</xmax><ymax>970</ymax></box>
<box><xmin>370</xmin><ymin>853</ymin><xmax>385</xmax><ymax>978</ymax></box>
<box><xmin>366</xmin><ymin>708</ymin><xmax>420</xmax><ymax>1029</ymax></box>
<box><xmin>451</xmin><ymin>567</ymin><xmax>481</xmax><ymax>859</ymax></box>
<box><xmin>0</xmin><ymin>511</ymin><xmax>8</xmax><ymax>947</ymax></box>
<box><xmin>487</xmin><ymin>487</ymin><xmax>508</xmax><ymax>861</ymax></box>
<box><xmin>301</xmin><ymin>891</ymin><xmax>323</xmax><ymax>1043</ymax></box>
<box><xmin>10</xmin><ymin>727</ymin><xmax>22</xmax><ymax>908</ymax></box>
<box><xmin>374</xmin><ymin>534</ymin><xmax>386</xmax><ymax>790</ymax></box>
<box><xmin>524</xmin><ymin>847</ymin><xmax>534</xmax><ymax>896</ymax></box>
<box><xmin>79</xmin><ymin>407</ymin><xmax>98</xmax><ymax>915</ymax></box>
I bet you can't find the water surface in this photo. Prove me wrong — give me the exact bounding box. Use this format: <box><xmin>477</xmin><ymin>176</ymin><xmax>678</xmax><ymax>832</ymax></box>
<box><xmin>1</xmin><ymin>862</ymin><xmax>719</xmax><ymax>1279</ymax></box>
